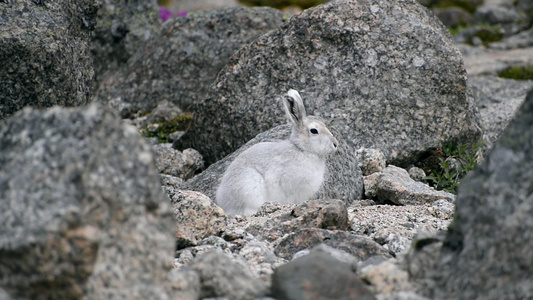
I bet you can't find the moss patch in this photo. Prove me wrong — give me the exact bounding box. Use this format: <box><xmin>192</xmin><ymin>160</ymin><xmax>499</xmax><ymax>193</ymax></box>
<box><xmin>143</xmin><ymin>114</ymin><xmax>193</xmax><ymax>143</ymax></box>
<box><xmin>498</xmin><ymin>65</ymin><xmax>533</xmax><ymax>80</ymax></box>
<box><xmin>432</xmin><ymin>0</ymin><xmax>481</xmax><ymax>14</ymax></box>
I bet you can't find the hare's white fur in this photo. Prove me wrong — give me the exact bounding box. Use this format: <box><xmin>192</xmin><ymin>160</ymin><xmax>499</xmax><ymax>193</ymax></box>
<box><xmin>216</xmin><ymin>89</ymin><xmax>338</xmax><ymax>216</ymax></box>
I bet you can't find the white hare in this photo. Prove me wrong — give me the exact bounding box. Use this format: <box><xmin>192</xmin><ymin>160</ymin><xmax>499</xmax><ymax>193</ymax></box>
<box><xmin>216</xmin><ymin>89</ymin><xmax>338</xmax><ymax>216</ymax></box>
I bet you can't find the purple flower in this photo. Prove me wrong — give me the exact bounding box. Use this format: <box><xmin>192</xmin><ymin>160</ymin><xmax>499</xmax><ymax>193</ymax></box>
<box><xmin>159</xmin><ymin>6</ymin><xmax>173</xmax><ymax>22</ymax></box>
<box><xmin>177</xmin><ymin>11</ymin><xmax>188</xmax><ymax>17</ymax></box>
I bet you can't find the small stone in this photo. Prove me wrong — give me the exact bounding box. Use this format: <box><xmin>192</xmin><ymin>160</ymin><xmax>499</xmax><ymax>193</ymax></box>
<box><xmin>272</xmin><ymin>252</ymin><xmax>375</xmax><ymax>300</ymax></box>
<box><xmin>407</xmin><ymin>166</ymin><xmax>426</xmax><ymax>182</ymax></box>
<box><xmin>190</xmin><ymin>250</ymin><xmax>267</xmax><ymax>300</ymax></box>
<box><xmin>357</xmin><ymin>148</ymin><xmax>387</xmax><ymax>176</ymax></box>
<box><xmin>360</xmin><ymin>260</ymin><xmax>412</xmax><ymax>295</ymax></box>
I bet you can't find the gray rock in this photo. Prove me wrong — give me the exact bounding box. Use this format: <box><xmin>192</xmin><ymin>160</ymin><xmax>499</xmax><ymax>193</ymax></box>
<box><xmin>153</xmin><ymin>144</ymin><xmax>204</xmax><ymax>180</ymax></box>
<box><xmin>356</xmin><ymin>148</ymin><xmax>387</xmax><ymax>176</ymax></box>
<box><xmin>95</xmin><ymin>7</ymin><xmax>287</xmax><ymax>117</ymax></box>
<box><xmin>190</xmin><ymin>250</ymin><xmax>268</xmax><ymax>300</ymax></box>
<box><xmin>245</xmin><ymin>199</ymin><xmax>351</xmax><ymax>243</ymax></box>
<box><xmin>0</xmin><ymin>0</ymin><xmax>98</xmax><ymax>120</ymax></box>
<box><xmin>489</xmin><ymin>27</ymin><xmax>533</xmax><ymax>50</ymax></box>
<box><xmin>167</xmin><ymin>268</ymin><xmax>201</xmax><ymax>300</ymax></box>
<box><xmin>403</xmin><ymin>232</ymin><xmax>444</xmax><ymax>280</ymax></box>
<box><xmin>274</xmin><ymin>228</ymin><xmax>392</xmax><ymax>260</ymax></box>
<box><xmin>177</xmin><ymin>0</ymin><xmax>482</xmax><ymax>167</ymax></box>
<box><xmin>0</xmin><ymin>103</ymin><xmax>175</xmax><ymax>299</ymax></box>
<box><xmin>428</xmin><ymin>89</ymin><xmax>533</xmax><ymax>299</ymax></box>
<box><xmin>359</xmin><ymin>260</ymin><xmax>413</xmax><ymax>295</ymax></box>
<box><xmin>91</xmin><ymin>0</ymin><xmax>161</xmax><ymax>85</ymax></box>
<box><xmin>291</xmin><ymin>199</ymin><xmax>350</xmax><ymax>230</ymax></box>
<box><xmin>407</xmin><ymin>166</ymin><xmax>426</xmax><ymax>182</ymax></box>
<box><xmin>167</xmin><ymin>0</ymin><xmax>240</xmax><ymax>12</ymax></box>
<box><xmin>300</xmin><ymin>244</ymin><xmax>360</xmax><ymax>270</ymax></box>
<box><xmin>271</xmin><ymin>252</ymin><xmax>375</xmax><ymax>300</ymax></box>
<box><xmin>469</xmin><ymin>76</ymin><xmax>533</xmax><ymax>146</ymax></box>
<box><xmin>160</xmin><ymin>174</ymin><xmax>185</xmax><ymax>192</ymax></box>
<box><xmin>474</xmin><ymin>4</ymin><xmax>522</xmax><ymax>24</ymax></box>
<box><xmin>184</xmin><ymin>122</ymin><xmax>364</xmax><ymax>205</ymax></box>
<box><xmin>169</xmin><ymin>190</ymin><xmax>227</xmax><ymax>249</ymax></box>
<box><xmin>364</xmin><ymin>165</ymin><xmax>455</xmax><ymax>205</ymax></box>
<box><xmin>462</xmin><ymin>46</ymin><xmax>533</xmax><ymax>76</ymax></box>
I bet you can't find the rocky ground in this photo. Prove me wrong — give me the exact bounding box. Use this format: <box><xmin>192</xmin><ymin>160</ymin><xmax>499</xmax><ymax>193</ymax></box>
<box><xmin>1</xmin><ymin>0</ymin><xmax>533</xmax><ymax>299</ymax></box>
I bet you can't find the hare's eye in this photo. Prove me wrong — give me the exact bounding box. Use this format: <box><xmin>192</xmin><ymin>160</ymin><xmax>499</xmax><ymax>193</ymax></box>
<box><xmin>310</xmin><ymin>128</ymin><xmax>318</xmax><ymax>134</ymax></box>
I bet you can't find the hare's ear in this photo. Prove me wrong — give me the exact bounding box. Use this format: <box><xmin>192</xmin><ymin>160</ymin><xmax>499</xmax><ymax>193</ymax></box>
<box><xmin>283</xmin><ymin>89</ymin><xmax>307</xmax><ymax>125</ymax></box>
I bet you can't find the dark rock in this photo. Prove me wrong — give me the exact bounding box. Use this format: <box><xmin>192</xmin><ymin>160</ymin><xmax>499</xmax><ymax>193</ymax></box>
<box><xmin>91</xmin><ymin>0</ymin><xmax>161</xmax><ymax>85</ymax></box>
<box><xmin>95</xmin><ymin>6</ymin><xmax>287</xmax><ymax>117</ymax></box>
<box><xmin>433</xmin><ymin>7</ymin><xmax>473</xmax><ymax>28</ymax></box>
<box><xmin>183</xmin><ymin>122</ymin><xmax>364</xmax><ymax>205</ymax></box>
<box><xmin>169</xmin><ymin>190</ymin><xmax>227</xmax><ymax>249</ymax></box>
<box><xmin>274</xmin><ymin>228</ymin><xmax>392</xmax><ymax>260</ymax></box>
<box><xmin>0</xmin><ymin>103</ymin><xmax>175</xmax><ymax>299</ymax></box>
<box><xmin>0</xmin><ymin>0</ymin><xmax>99</xmax><ymax>120</ymax></box>
<box><xmin>271</xmin><ymin>252</ymin><xmax>375</xmax><ymax>300</ymax></box>
<box><xmin>177</xmin><ymin>0</ymin><xmax>482</xmax><ymax>167</ymax></box>
<box><xmin>190</xmin><ymin>250</ymin><xmax>268</xmax><ymax>300</ymax></box>
<box><xmin>428</xmin><ymin>89</ymin><xmax>533</xmax><ymax>299</ymax></box>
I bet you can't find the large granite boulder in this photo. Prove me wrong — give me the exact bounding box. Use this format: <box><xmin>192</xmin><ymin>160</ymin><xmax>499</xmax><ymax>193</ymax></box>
<box><xmin>0</xmin><ymin>104</ymin><xmax>175</xmax><ymax>299</ymax></box>
<box><xmin>0</xmin><ymin>0</ymin><xmax>99</xmax><ymax>121</ymax></box>
<box><xmin>177</xmin><ymin>0</ymin><xmax>482</xmax><ymax>166</ymax></box>
<box><xmin>95</xmin><ymin>7</ymin><xmax>287</xmax><ymax>117</ymax></box>
<box><xmin>91</xmin><ymin>0</ymin><xmax>161</xmax><ymax>85</ymax></box>
<box><xmin>428</xmin><ymin>89</ymin><xmax>533</xmax><ymax>299</ymax></box>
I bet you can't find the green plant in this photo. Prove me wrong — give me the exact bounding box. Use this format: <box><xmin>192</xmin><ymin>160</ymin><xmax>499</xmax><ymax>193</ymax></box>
<box><xmin>498</xmin><ymin>65</ymin><xmax>533</xmax><ymax>80</ymax></box>
<box><xmin>143</xmin><ymin>114</ymin><xmax>193</xmax><ymax>143</ymax></box>
<box><xmin>424</xmin><ymin>140</ymin><xmax>483</xmax><ymax>193</ymax></box>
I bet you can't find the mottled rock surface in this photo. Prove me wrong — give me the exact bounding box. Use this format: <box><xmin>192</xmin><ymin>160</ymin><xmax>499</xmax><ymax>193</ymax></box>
<box><xmin>274</xmin><ymin>228</ymin><xmax>392</xmax><ymax>260</ymax></box>
<box><xmin>356</xmin><ymin>148</ymin><xmax>387</xmax><ymax>176</ymax></box>
<box><xmin>0</xmin><ymin>104</ymin><xmax>175</xmax><ymax>299</ymax></box>
<box><xmin>169</xmin><ymin>190</ymin><xmax>227</xmax><ymax>249</ymax></box>
<box><xmin>0</xmin><ymin>0</ymin><xmax>98</xmax><ymax>120</ymax></box>
<box><xmin>428</xmin><ymin>89</ymin><xmax>533</xmax><ymax>299</ymax></box>
<box><xmin>245</xmin><ymin>199</ymin><xmax>350</xmax><ymax>242</ymax></box>
<box><xmin>360</xmin><ymin>260</ymin><xmax>412</xmax><ymax>295</ymax></box>
<box><xmin>271</xmin><ymin>252</ymin><xmax>376</xmax><ymax>300</ymax></box>
<box><xmin>153</xmin><ymin>144</ymin><xmax>204</xmax><ymax>180</ymax></box>
<box><xmin>364</xmin><ymin>165</ymin><xmax>455</xmax><ymax>205</ymax></box>
<box><xmin>469</xmin><ymin>76</ymin><xmax>533</xmax><ymax>146</ymax></box>
<box><xmin>178</xmin><ymin>0</ymin><xmax>482</xmax><ymax>167</ymax></box>
<box><xmin>183</xmin><ymin>122</ymin><xmax>364</xmax><ymax>205</ymax></box>
<box><xmin>189</xmin><ymin>250</ymin><xmax>268</xmax><ymax>300</ymax></box>
<box><xmin>95</xmin><ymin>6</ymin><xmax>287</xmax><ymax>117</ymax></box>
<box><xmin>91</xmin><ymin>0</ymin><xmax>161</xmax><ymax>85</ymax></box>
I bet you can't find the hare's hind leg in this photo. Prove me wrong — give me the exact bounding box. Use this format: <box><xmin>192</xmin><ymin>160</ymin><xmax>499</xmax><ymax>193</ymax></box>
<box><xmin>216</xmin><ymin>169</ymin><xmax>266</xmax><ymax>216</ymax></box>
<box><xmin>235</xmin><ymin>170</ymin><xmax>267</xmax><ymax>215</ymax></box>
